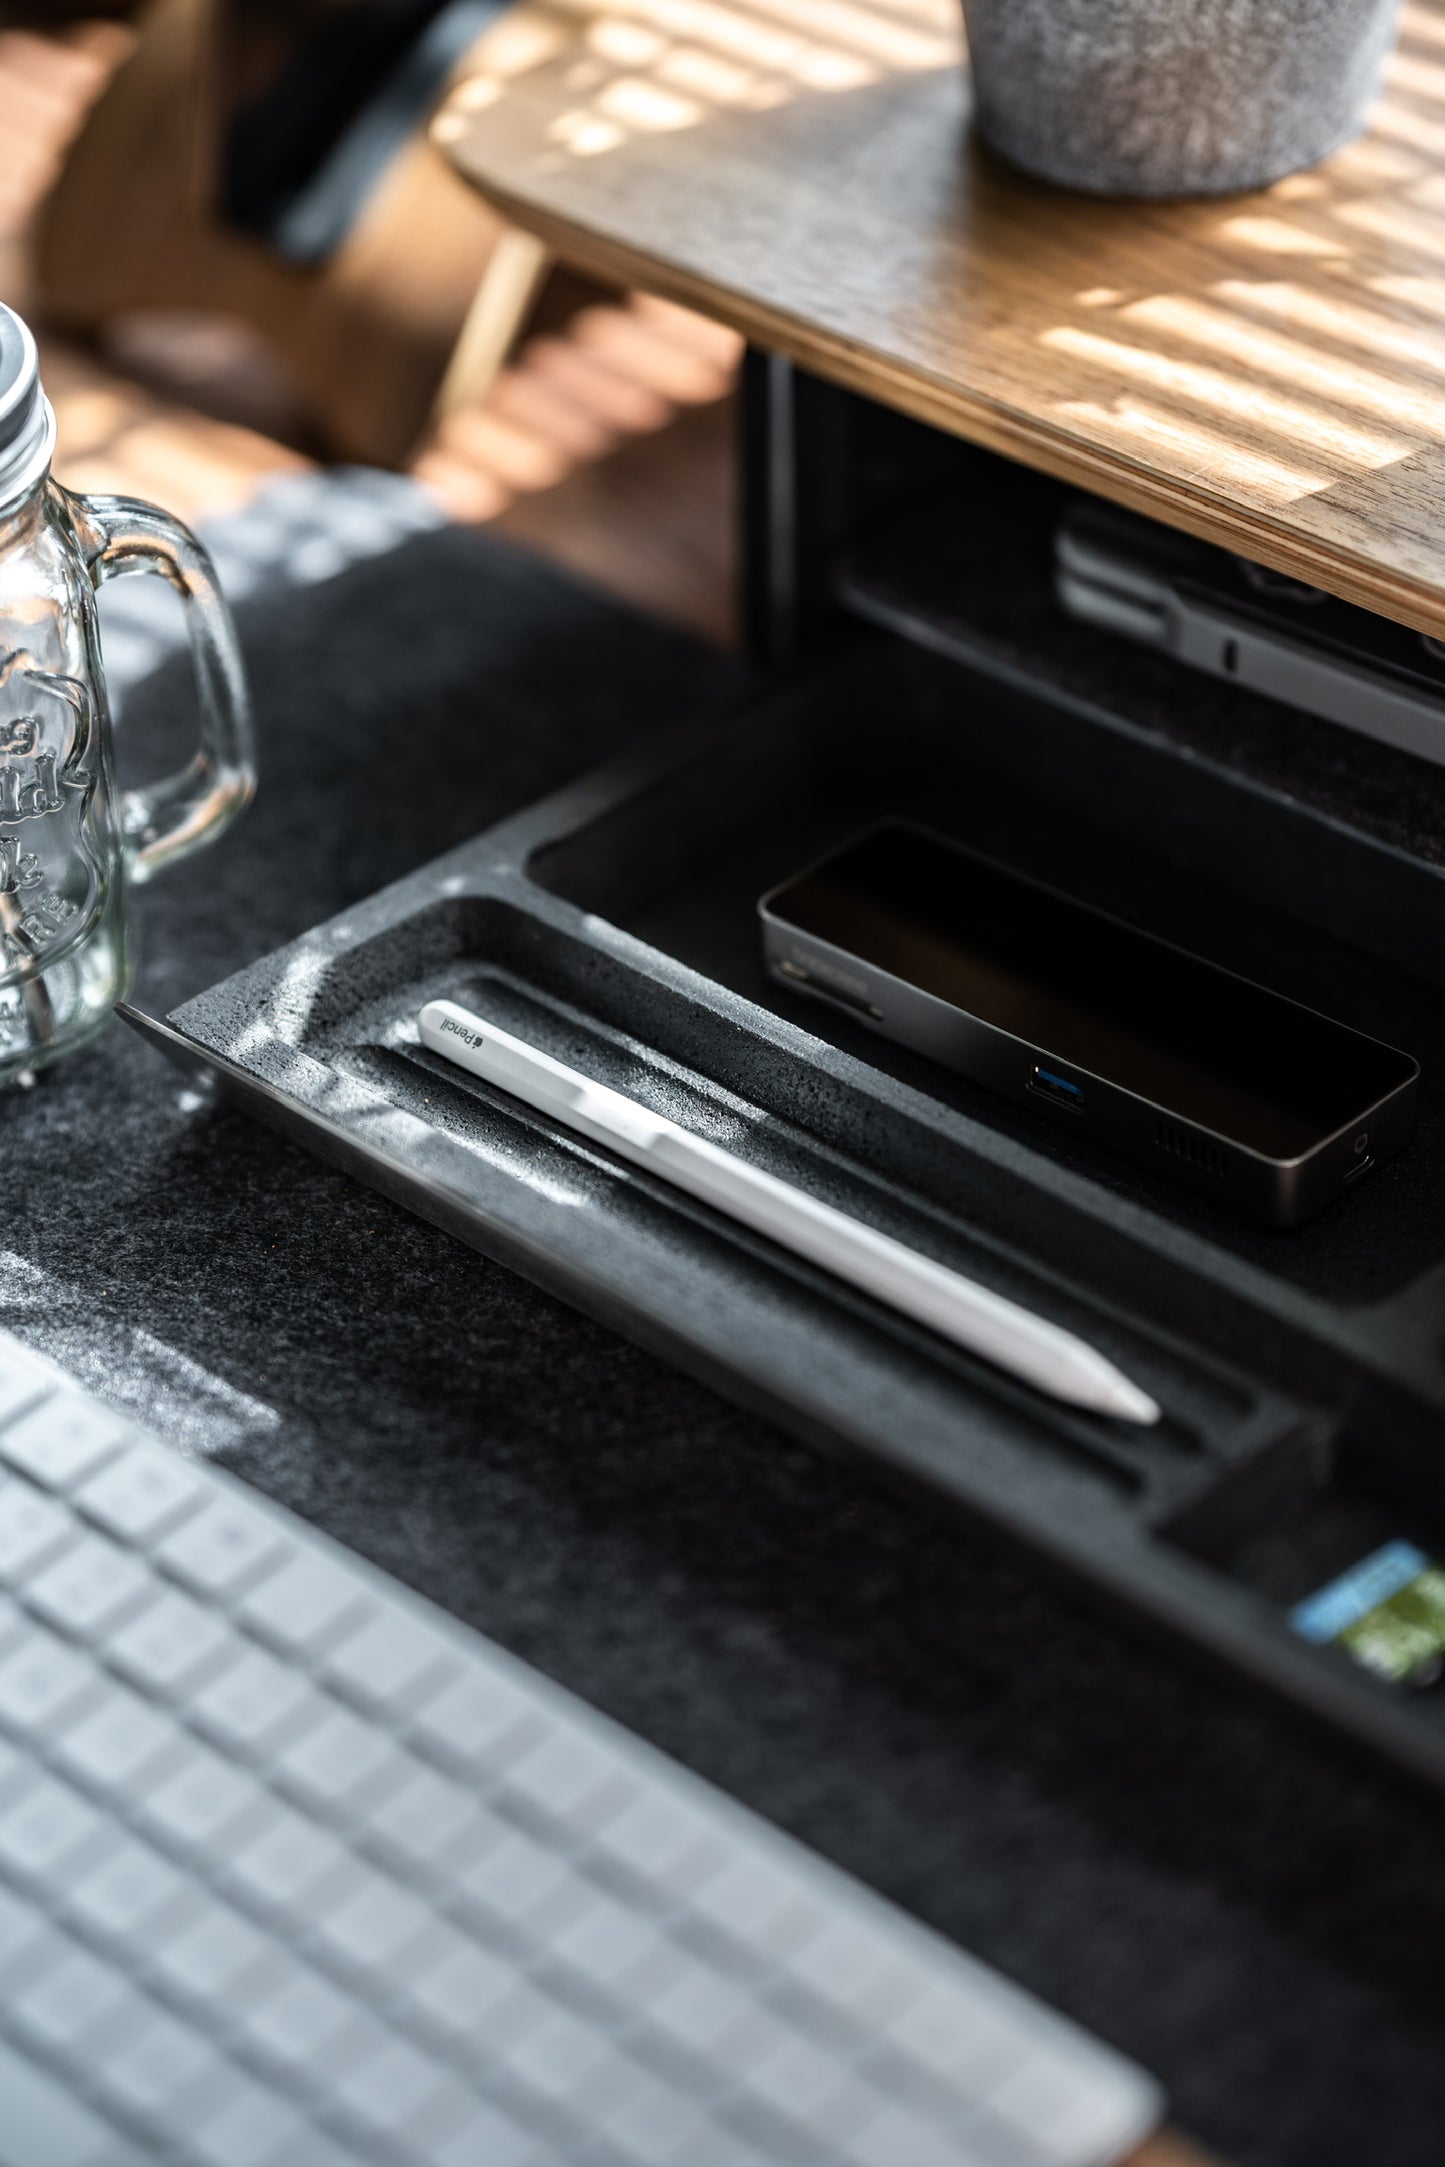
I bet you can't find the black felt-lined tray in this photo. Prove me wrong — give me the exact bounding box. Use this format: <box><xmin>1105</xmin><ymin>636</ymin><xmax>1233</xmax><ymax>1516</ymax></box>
<box><xmin>126</xmin><ymin>625</ymin><xmax>1445</xmax><ymax>1796</ymax></box>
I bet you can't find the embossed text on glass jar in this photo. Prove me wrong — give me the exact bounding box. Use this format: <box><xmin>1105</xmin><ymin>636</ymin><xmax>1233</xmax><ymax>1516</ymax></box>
<box><xmin>0</xmin><ymin>305</ymin><xmax>252</xmax><ymax>1082</ymax></box>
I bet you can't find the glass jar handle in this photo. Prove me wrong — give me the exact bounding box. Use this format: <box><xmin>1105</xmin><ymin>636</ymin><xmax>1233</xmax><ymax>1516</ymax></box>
<box><xmin>76</xmin><ymin>491</ymin><xmax>255</xmax><ymax>884</ymax></box>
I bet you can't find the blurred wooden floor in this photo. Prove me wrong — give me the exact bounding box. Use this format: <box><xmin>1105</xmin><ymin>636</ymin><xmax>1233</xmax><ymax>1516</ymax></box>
<box><xmin>0</xmin><ymin>17</ymin><xmax>739</xmax><ymax>644</ymax></box>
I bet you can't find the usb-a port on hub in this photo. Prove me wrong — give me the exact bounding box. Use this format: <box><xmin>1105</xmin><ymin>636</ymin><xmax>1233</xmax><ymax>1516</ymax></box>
<box><xmin>1029</xmin><ymin>1064</ymin><xmax>1085</xmax><ymax>1112</ymax></box>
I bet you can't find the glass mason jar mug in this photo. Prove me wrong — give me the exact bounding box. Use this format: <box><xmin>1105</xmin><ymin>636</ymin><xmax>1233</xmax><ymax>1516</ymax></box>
<box><xmin>0</xmin><ymin>303</ymin><xmax>253</xmax><ymax>1085</ymax></box>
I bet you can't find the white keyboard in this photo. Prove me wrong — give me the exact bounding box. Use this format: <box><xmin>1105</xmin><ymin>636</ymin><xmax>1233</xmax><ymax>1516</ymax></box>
<box><xmin>0</xmin><ymin>1329</ymin><xmax>1162</xmax><ymax>2167</ymax></box>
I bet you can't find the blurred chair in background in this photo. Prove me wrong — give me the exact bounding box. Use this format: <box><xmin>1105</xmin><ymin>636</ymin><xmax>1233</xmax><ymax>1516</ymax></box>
<box><xmin>33</xmin><ymin>0</ymin><xmax>549</xmax><ymax>465</ymax></box>
<box><xmin>4</xmin><ymin>0</ymin><xmax>740</xmax><ymax>639</ymax></box>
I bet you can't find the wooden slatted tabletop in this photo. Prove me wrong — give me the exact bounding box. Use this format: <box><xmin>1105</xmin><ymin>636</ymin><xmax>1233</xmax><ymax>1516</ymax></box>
<box><xmin>437</xmin><ymin>0</ymin><xmax>1445</xmax><ymax>635</ymax></box>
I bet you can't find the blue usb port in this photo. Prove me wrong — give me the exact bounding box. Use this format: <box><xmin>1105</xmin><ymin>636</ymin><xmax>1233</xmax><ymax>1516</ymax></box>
<box><xmin>1029</xmin><ymin>1064</ymin><xmax>1084</xmax><ymax>1112</ymax></box>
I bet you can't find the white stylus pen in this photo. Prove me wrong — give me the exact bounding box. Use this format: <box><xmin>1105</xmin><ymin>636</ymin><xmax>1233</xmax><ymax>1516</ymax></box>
<box><xmin>418</xmin><ymin>999</ymin><xmax>1162</xmax><ymax>1426</ymax></box>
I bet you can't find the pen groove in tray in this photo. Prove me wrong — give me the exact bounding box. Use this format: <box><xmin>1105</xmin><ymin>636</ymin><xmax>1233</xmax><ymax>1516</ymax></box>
<box><xmin>324</xmin><ymin>961</ymin><xmax>1307</xmax><ymax>1523</ymax></box>
<box><xmin>341</xmin><ymin>968</ymin><xmax>1241</xmax><ymax>1409</ymax></box>
<box><xmin>362</xmin><ymin>1035</ymin><xmax>1168</xmax><ymax>1491</ymax></box>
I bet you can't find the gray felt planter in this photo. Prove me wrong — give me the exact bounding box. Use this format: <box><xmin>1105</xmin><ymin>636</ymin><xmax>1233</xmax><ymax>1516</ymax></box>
<box><xmin>960</xmin><ymin>0</ymin><xmax>1403</xmax><ymax>198</ymax></box>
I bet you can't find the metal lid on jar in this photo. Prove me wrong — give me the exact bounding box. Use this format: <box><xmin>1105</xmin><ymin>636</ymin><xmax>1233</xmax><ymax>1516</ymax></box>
<box><xmin>0</xmin><ymin>305</ymin><xmax>54</xmax><ymax>511</ymax></box>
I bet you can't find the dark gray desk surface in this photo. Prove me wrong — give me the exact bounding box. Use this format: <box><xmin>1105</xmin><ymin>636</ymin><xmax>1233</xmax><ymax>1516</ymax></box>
<box><xmin>19</xmin><ymin>526</ymin><xmax>1445</xmax><ymax>2167</ymax></box>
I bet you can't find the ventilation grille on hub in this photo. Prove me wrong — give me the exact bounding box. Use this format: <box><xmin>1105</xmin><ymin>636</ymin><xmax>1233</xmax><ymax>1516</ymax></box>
<box><xmin>1154</xmin><ymin>1120</ymin><xmax>1228</xmax><ymax>1180</ymax></box>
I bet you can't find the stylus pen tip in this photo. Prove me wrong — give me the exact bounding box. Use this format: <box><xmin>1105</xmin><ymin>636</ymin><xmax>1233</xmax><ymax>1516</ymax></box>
<box><xmin>1105</xmin><ymin>1376</ymin><xmax>1163</xmax><ymax>1427</ymax></box>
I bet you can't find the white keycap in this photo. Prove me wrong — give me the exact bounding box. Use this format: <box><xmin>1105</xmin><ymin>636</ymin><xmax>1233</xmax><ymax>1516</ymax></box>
<box><xmin>553</xmin><ymin>1888</ymin><xmax>667</xmax><ymax>1994</ymax></box>
<box><xmin>241</xmin><ymin>1964</ymin><xmax>359</xmax><ymax>2072</ymax></box>
<box><xmin>109</xmin><ymin>1586</ymin><xmax>239</xmax><ymax>1697</ymax></box>
<box><xmin>844</xmin><ymin>2107</ymin><xmax>972</xmax><ymax>2167</ymax></box>
<box><xmin>989</xmin><ymin>2048</ymin><xmax>1149</xmax><ymax>2167</ymax></box>
<box><xmin>186</xmin><ymin>2070</ymin><xmax>308</xmax><ymax>2167</ymax></box>
<box><xmin>188</xmin><ymin>1644</ymin><xmax>318</xmax><ymax>1754</ymax></box>
<box><xmin>503</xmin><ymin>1727</ymin><xmax>635</xmax><ymax>1831</ymax></box>
<box><xmin>486</xmin><ymin>1975</ymin><xmax>593</xmax><ymax>2059</ymax></box>
<box><xmin>24</xmin><ymin>1531</ymin><xmax>152</xmax><ymax>1638</ymax></box>
<box><xmin>885</xmin><ymin>1973</ymin><xmax>1025</xmax><ymax>2091</ymax></box>
<box><xmin>0</xmin><ymin>2031</ymin><xmax>119</xmax><ymax>2167</ymax></box>
<box><xmin>0</xmin><ymin>1773</ymin><xmax>104</xmax><ymax>1882</ymax></box>
<box><xmin>410</xmin><ymin>1664</ymin><xmax>539</xmax><ymax>1774</ymax></box>
<box><xmin>314</xmin><ymin>1867</ymin><xmax>433</xmax><ymax>1976</ymax></box>
<box><xmin>325</xmin><ymin>1606</ymin><xmax>457</xmax><ymax>1715</ymax></box>
<box><xmin>0</xmin><ymin>1346</ymin><xmax>51</xmax><ymax>1427</ymax></box>
<box><xmin>267</xmin><ymin>2133</ymin><xmax>365</xmax><ymax>2167</ymax></box>
<box><xmin>686</xmin><ymin>1853</ymin><xmax>817</xmax><ymax>1966</ymax></box>
<box><xmin>800</xmin><ymin>2076</ymin><xmax>902</xmax><ymax>2160</ymax></box>
<box><xmin>69</xmin><ymin>1835</ymin><xmax>188</xmax><ymax>1944</ymax></box>
<box><xmin>459</xmin><ymin>1825</ymin><xmax>574</xmax><ymax>1928</ymax></box>
<box><xmin>433</xmin><ymin>2098</ymin><xmax>542</xmax><ymax>2167</ymax></box>
<box><xmin>509</xmin><ymin>2002</ymin><xmax>610</xmax><ymax>2100</ymax></box>
<box><xmin>56</xmin><ymin>1686</ymin><xmax>184</xmax><ymax>1797</ymax></box>
<box><xmin>676</xmin><ymin>1994</ymin><xmax>806</xmax><ymax>2088</ymax></box>
<box><xmin>0</xmin><ymin>1627</ymin><xmax>97</xmax><ymax>1740</ymax></box>
<box><xmin>155</xmin><ymin>1496</ymin><xmax>286</xmax><ymax>1599</ymax></box>
<box><xmin>738</xmin><ymin>2024</ymin><xmax>855</xmax><ymax>2128</ymax></box>
<box><xmin>645</xmin><ymin>1953</ymin><xmax>755</xmax><ymax>2057</ymax></box>
<box><xmin>10</xmin><ymin>1932</ymin><xmax>129</xmax><ymax>2050</ymax></box>
<box><xmin>654</xmin><ymin>2126</ymin><xmax>769</xmax><ymax>2167</ymax></box>
<box><xmin>74</xmin><ymin>1439</ymin><xmax>205</xmax><ymax>1545</ymax></box>
<box><xmin>152</xmin><ymin>1896</ymin><xmax>275</xmax><ymax>2010</ymax></box>
<box><xmin>239</xmin><ymin>1551</ymin><xmax>367</xmax><ymax>1659</ymax></box>
<box><xmin>331</xmin><ymin>2031</ymin><xmax>457</xmax><ymax>2140</ymax></box>
<box><xmin>786</xmin><ymin>1918</ymin><xmax>922</xmax><ymax>2038</ymax></box>
<box><xmin>592</xmin><ymin>1788</ymin><xmax>727</xmax><ymax>1899</ymax></box>
<box><xmin>406</xmin><ymin>1933</ymin><xmax>515</xmax><ymax>2037</ymax></box>
<box><xmin>96</xmin><ymin>2001</ymin><xmax>222</xmax><ymax>2115</ymax></box>
<box><xmin>141</xmin><ymin>1747</ymin><xmax>264</xmax><ymax>1852</ymax></box>
<box><xmin>0</xmin><ymin>1394</ymin><xmax>129</xmax><ymax>1490</ymax></box>
<box><xmin>575</xmin><ymin>2044</ymin><xmax>708</xmax><ymax>2163</ymax></box>
<box><xmin>0</xmin><ymin>1479</ymin><xmax>74</xmax><ymax>1579</ymax></box>
<box><xmin>274</xmin><ymin>1702</ymin><xmax>404</xmax><ymax>1814</ymax></box>
<box><xmin>0</xmin><ymin>1731</ymin><xmax>26</xmax><ymax>1802</ymax></box>
<box><xmin>365</xmin><ymin>1761</ymin><xmax>482</xmax><ymax>1875</ymax></box>
<box><xmin>228</xmin><ymin>1805</ymin><xmax>349</xmax><ymax>1913</ymax></box>
<box><xmin>0</xmin><ymin>1882</ymin><xmax>46</xmax><ymax>1973</ymax></box>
